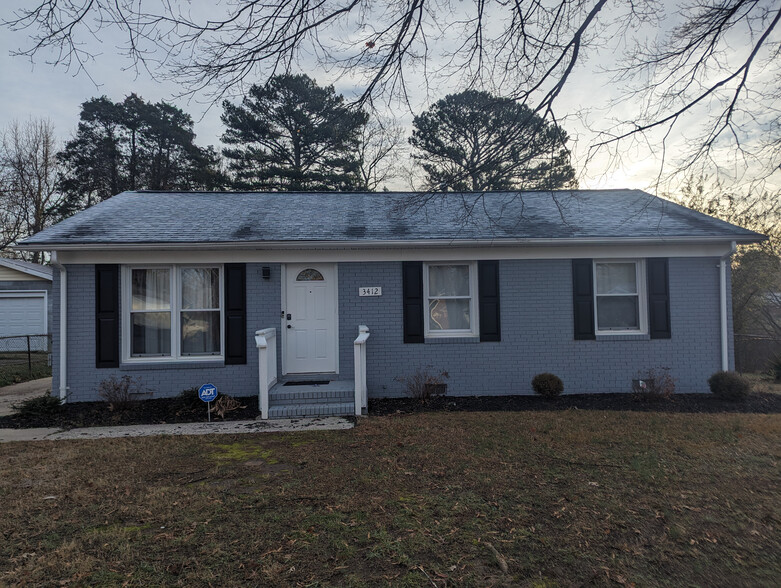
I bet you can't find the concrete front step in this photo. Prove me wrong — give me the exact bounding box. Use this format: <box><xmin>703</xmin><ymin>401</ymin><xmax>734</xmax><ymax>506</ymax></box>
<box><xmin>267</xmin><ymin>402</ymin><xmax>355</xmax><ymax>418</ymax></box>
<box><xmin>267</xmin><ymin>380</ymin><xmax>356</xmax><ymax>418</ymax></box>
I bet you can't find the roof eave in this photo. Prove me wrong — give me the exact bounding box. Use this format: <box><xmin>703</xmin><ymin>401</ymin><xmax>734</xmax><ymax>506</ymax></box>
<box><xmin>0</xmin><ymin>258</ymin><xmax>54</xmax><ymax>280</ymax></box>
<box><xmin>15</xmin><ymin>234</ymin><xmax>766</xmax><ymax>252</ymax></box>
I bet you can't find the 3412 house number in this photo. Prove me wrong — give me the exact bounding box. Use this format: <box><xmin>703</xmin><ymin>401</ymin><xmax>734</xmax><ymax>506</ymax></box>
<box><xmin>359</xmin><ymin>287</ymin><xmax>382</xmax><ymax>297</ymax></box>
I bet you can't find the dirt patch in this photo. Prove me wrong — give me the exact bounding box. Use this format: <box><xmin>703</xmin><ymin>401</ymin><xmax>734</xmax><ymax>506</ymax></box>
<box><xmin>370</xmin><ymin>391</ymin><xmax>781</xmax><ymax>416</ymax></box>
<box><xmin>0</xmin><ymin>394</ymin><xmax>259</xmax><ymax>429</ymax></box>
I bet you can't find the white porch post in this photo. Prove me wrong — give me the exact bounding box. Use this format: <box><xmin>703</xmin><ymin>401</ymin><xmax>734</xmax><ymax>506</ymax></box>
<box><xmin>353</xmin><ymin>325</ymin><xmax>370</xmax><ymax>416</ymax></box>
<box><xmin>255</xmin><ymin>328</ymin><xmax>277</xmax><ymax>419</ymax></box>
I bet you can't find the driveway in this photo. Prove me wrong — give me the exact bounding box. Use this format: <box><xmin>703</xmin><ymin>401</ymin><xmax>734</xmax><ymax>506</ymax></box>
<box><xmin>0</xmin><ymin>377</ymin><xmax>52</xmax><ymax>416</ymax></box>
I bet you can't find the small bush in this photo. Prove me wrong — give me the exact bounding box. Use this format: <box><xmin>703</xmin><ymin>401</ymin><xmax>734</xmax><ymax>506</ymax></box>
<box><xmin>176</xmin><ymin>387</ymin><xmax>202</xmax><ymax>410</ymax></box>
<box><xmin>98</xmin><ymin>375</ymin><xmax>150</xmax><ymax>410</ymax></box>
<box><xmin>13</xmin><ymin>392</ymin><xmax>62</xmax><ymax>417</ymax></box>
<box><xmin>531</xmin><ymin>373</ymin><xmax>564</xmax><ymax>397</ymax></box>
<box><xmin>396</xmin><ymin>367</ymin><xmax>449</xmax><ymax>402</ymax></box>
<box><xmin>708</xmin><ymin>371</ymin><xmax>751</xmax><ymax>400</ymax></box>
<box><xmin>632</xmin><ymin>367</ymin><xmax>676</xmax><ymax>401</ymax></box>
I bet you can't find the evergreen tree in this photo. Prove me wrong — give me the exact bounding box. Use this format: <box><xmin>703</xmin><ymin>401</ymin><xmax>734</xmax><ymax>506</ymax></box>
<box><xmin>57</xmin><ymin>94</ymin><xmax>223</xmax><ymax>214</ymax></box>
<box><xmin>410</xmin><ymin>90</ymin><xmax>576</xmax><ymax>192</ymax></box>
<box><xmin>221</xmin><ymin>75</ymin><xmax>367</xmax><ymax>191</ymax></box>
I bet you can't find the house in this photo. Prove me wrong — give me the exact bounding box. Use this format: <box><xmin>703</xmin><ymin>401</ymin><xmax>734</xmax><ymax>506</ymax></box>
<box><xmin>18</xmin><ymin>190</ymin><xmax>764</xmax><ymax>417</ymax></box>
<box><xmin>0</xmin><ymin>258</ymin><xmax>53</xmax><ymax>350</ymax></box>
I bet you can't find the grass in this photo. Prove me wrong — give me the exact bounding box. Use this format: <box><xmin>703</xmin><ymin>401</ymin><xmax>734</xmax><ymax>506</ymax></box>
<box><xmin>0</xmin><ymin>352</ymin><xmax>51</xmax><ymax>387</ymax></box>
<box><xmin>1</xmin><ymin>411</ymin><xmax>779</xmax><ymax>586</ymax></box>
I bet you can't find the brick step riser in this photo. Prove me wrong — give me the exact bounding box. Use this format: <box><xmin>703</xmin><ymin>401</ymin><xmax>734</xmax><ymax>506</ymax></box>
<box><xmin>270</xmin><ymin>391</ymin><xmax>355</xmax><ymax>402</ymax></box>
<box><xmin>268</xmin><ymin>403</ymin><xmax>355</xmax><ymax>418</ymax></box>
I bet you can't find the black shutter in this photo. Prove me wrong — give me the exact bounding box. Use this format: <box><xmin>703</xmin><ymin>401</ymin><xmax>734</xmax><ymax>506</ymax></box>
<box><xmin>224</xmin><ymin>263</ymin><xmax>247</xmax><ymax>364</ymax></box>
<box><xmin>478</xmin><ymin>260</ymin><xmax>501</xmax><ymax>342</ymax></box>
<box><xmin>572</xmin><ymin>259</ymin><xmax>596</xmax><ymax>340</ymax></box>
<box><xmin>402</xmin><ymin>261</ymin><xmax>424</xmax><ymax>343</ymax></box>
<box><xmin>95</xmin><ymin>264</ymin><xmax>120</xmax><ymax>368</ymax></box>
<box><xmin>647</xmin><ymin>258</ymin><xmax>671</xmax><ymax>339</ymax></box>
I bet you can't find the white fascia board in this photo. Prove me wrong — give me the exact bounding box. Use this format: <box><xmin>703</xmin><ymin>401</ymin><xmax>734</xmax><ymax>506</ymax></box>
<box><xmin>55</xmin><ymin>241</ymin><xmax>736</xmax><ymax>265</ymax></box>
<box><xmin>18</xmin><ymin>234</ymin><xmax>764</xmax><ymax>253</ymax></box>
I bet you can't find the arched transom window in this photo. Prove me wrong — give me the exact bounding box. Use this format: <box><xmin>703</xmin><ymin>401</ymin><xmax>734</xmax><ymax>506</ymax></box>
<box><xmin>296</xmin><ymin>268</ymin><xmax>324</xmax><ymax>281</ymax></box>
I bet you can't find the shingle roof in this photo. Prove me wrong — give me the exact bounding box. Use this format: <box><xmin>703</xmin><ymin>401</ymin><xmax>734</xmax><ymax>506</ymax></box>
<box><xmin>20</xmin><ymin>189</ymin><xmax>764</xmax><ymax>248</ymax></box>
<box><xmin>0</xmin><ymin>257</ymin><xmax>53</xmax><ymax>279</ymax></box>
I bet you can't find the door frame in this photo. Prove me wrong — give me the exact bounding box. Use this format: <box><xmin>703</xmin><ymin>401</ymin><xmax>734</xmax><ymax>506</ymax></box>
<box><xmin>280</xmin><ymin>263</ymin><xmax>339</xmax><ymax>376</ymax></box>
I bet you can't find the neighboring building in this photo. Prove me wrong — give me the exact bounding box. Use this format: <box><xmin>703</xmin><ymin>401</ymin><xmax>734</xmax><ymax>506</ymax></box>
<box><xmin>0</xmin><ymin>258</ymin><xmax>53</xmax><ymax>343</ymax></box>
<box><xmin>19</xmin><ymin>190</ymin><xmax>764</xmax><ymax>417</ymax></box>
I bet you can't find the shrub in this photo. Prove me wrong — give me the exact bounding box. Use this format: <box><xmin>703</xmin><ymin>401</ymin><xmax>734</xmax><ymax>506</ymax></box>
<box><xmin>396</xmin><ymin>368</ymin><xmax>449</xmax><ymax>401</ymax></box>
<box><xmin>632</xmin><ymin>367</ymin><xmax>676</xmax><ymax>401</ymax></box>
<box><xmin>531</xmin><ymin>373</ymin><xmax>564</xmax><ymax>397</ymax></box>
<box><xmin>176</xmin><ymin>387</ymin><xmax>202</xmax><ymax>410</ymax></box>
<box><xmin>98</xmin><ymin>375</ymin><xmax>150</xmax><ymax>410</ymax></box>
<box><xmin>13</xmin><ymin>392</ymin><xmax>62</xmax><ymax>417</ymax></box>
<box><xmin>708</xmin><ymin>371</ymin><xmax>751</xmax><ymax>400</ymax></box>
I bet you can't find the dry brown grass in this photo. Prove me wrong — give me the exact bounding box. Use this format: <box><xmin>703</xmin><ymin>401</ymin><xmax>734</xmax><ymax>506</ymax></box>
<box><xmin>1</xmin><ymin>411</ymin><xmax>780</xmax><ymax>587</ymax></box>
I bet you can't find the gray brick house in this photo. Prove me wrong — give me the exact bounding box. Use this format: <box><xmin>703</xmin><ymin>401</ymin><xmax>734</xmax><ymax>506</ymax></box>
<box><xmin>19</xmin><ymin>190</ymin><xmax>764</xmax><ymax>417</ymax></box>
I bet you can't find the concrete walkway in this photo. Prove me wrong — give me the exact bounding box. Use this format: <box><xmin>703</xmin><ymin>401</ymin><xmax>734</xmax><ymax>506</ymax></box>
<box><xmin>0</xmin><ymin>377</ymin><xmax>52</xmax><ymax>417</ymax></box>
<box><xmin>0</xmin><ymin>416</ymin><xmax>354</xmax><ymax>443</ymax></box>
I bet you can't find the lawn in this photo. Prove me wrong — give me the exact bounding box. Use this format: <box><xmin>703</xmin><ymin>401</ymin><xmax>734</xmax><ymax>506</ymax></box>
<box><xmin>1</xmin><ymin>410</ymin><xmax>779</xmax><ymax>587</ymax></box>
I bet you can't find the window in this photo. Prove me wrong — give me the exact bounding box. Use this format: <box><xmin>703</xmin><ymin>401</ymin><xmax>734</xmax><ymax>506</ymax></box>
<box><xmin>423</xmin><ymin>262</ymin><xmax>478</xmax><ymax>337</ymax></box>
<box><xmin>124</xmin><ymin>265</ymin><xmax>223</xmax><ymax>361</ymax></box>
<box><xmin>296</xmin><ymin>268</ymin><xmax>324</xmax><ymax>281</ymax></box>
<box><xmin>593</xmin><ymin>260</ymin><xmax>646</xmax><ymax>334</ymax></box>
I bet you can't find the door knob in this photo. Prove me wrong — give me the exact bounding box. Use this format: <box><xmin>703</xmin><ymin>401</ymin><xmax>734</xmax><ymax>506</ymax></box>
<box><xmin>287</xmin><ymin>324</ymin><xmax>292</xmax><ymax>329</ymax></box>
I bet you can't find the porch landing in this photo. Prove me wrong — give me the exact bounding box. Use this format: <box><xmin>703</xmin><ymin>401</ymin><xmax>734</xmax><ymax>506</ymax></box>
<box><xmin>268</xmin><ymin>380</ymin><xmax>355</xmax><ymax>418</ymax></box>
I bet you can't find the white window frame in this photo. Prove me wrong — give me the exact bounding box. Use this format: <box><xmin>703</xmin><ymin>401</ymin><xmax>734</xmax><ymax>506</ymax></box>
<box><xmin>423</xmin><ymin>261</ymin><xmax>479</xmax><ymax>338</ymax></box>
<box><xmin>593</xmin><ymin>259</ymin><xmax>647</xmax><ymax>336</ymax></box>
<box><xmin>121</xmin><ymin>264</ymin><xmax>224</xmax><ymax>363</ymax></box>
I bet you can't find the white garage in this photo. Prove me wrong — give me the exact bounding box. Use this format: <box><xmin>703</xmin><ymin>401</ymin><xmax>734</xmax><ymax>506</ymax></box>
<box><xmin>0</xmin><ymin>292</ymin><xmax>47</xmax><ymax>337</ymax></box>
<box><xmin>0</xmin><ymin>258</ymin><xmax>53</xmax><ymax>350</ymax></box>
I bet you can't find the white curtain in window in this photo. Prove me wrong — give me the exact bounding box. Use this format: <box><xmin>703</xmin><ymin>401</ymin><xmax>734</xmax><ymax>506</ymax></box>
<box><xmin>132</xmin><ymin>268</ymin><xmax>170</xmax><ymax>310</ymax></box>
<box><xmin>181</xmin><ymin>268</ymin><xmax>219</xmax><ymax>310</ymax></box>
<box><xmin>596</xmin><ymin>263</ymin><xmax>637</xmax><ymax>295</ymax></box>
<box><xmin>428</xmin><ymin>265</ymin><xmax>470</xmax><ymax>297</ymax></box>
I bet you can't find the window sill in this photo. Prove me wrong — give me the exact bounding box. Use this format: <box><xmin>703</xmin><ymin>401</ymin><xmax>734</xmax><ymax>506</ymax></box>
<box><xmin>120</xmin><ymin>360</ymin><xmax>225</xmax><ymax>371</ymax></box>
<box><xmin>425</xmin><ymin>336</ymin><xmax>481</xmax><ymax>345</ymax></box>
<box><xmin>594</xmin><ymin>333</ymin><xmax>650</xmax><ymax>342</ymax></box>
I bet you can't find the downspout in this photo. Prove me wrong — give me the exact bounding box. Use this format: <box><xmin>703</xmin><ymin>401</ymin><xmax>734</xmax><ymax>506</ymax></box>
<box><xmin>720</xmin><ymin>241</ymin><xmax>737</xmax><ymax>372</ymax></box>
<box><xmin>50</xmin><ymin>252</ymin><xmax>67</xmax><ymax>401</ymax></box>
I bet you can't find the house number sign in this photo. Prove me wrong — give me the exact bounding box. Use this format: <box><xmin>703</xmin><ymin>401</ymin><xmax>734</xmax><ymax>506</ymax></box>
<box><xmin>359</xmin><ymin>287</ymin><xmax>382</xmax><ymax>297</ymax></box>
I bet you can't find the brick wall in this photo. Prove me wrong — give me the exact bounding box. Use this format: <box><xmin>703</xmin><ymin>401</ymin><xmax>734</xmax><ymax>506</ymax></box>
<box><xmin>52</xmin><ymin>256</ymin><xmax>731</xmax><ymax>402</ymax></box>
<box><xmin>338</xmin><ymin>258</ymin><xmax>728</xmax><ymax>397</ymax></box>
<box><xmin>54</xmin><ymin>263</ymin><xmax>280</xmax><ymax>403</ymax></box>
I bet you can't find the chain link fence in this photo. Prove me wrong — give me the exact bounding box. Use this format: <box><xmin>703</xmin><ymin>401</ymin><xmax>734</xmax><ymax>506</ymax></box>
<box><xmin>0</xmin><ymin>334</ymin><xmax>52</xmax><ymax>387</ymax></box>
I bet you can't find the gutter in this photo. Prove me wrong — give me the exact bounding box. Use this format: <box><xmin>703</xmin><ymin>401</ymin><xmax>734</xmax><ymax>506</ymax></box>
<box><xmin>16</xmin><ymin>234</ymin><xmax>767</xmax><ymax>252</ymax></box>
<box><xmin>50</xmin><ymin>252</ymin><xmax>68</xmax><ymax>402</ymax></box>
<box><xmin>720</xmin><ymin>241</ymin><xmax>737</xmax><ymax>371</ymax></box>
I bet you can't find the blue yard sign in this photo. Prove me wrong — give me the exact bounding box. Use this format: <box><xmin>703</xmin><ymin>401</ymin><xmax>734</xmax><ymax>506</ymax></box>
<box><xmin>199</xmin><ymin>383</ymin><xmax>218</xmax><ymax>422</ymax></box>
<box><xmin>198</xmin><ymin>383</ymin><xmax>218</xmax><ymax>402</ymax></box>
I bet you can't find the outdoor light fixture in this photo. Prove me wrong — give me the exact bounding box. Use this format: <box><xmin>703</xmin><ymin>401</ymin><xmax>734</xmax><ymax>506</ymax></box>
<box><xmin>262</xmin><ymin>266</ymin><xmax>271</xmax><ymax>280</ymax></box>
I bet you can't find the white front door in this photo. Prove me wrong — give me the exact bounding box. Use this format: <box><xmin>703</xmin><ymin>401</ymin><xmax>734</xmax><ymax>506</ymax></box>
<box><xmin>284</xmin><ymin>263</ymin><xmax>338</xmax><ymax>374</ymax></box>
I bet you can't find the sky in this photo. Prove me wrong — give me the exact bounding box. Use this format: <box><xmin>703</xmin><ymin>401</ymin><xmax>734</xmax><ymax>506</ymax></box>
<box><xmin>0</xmin><ymin>1</ymin><xmax>773</xmax><ymax>195</ymax></box>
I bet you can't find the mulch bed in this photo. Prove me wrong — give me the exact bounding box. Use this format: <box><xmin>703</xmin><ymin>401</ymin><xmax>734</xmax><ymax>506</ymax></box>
<box><xmin>2</xmin><ymin>391</ymin><xmax>779</xmax><ymax>430</ymax></box>
<box><xmin>369</xmin><ymin>392</ymin><xmax>781</xmax><ymax>416</ymax></box>
<box><xmin>0</xmin><ymin>395</ymin><xmax>260</xmax><ymax>430</ymax></box>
